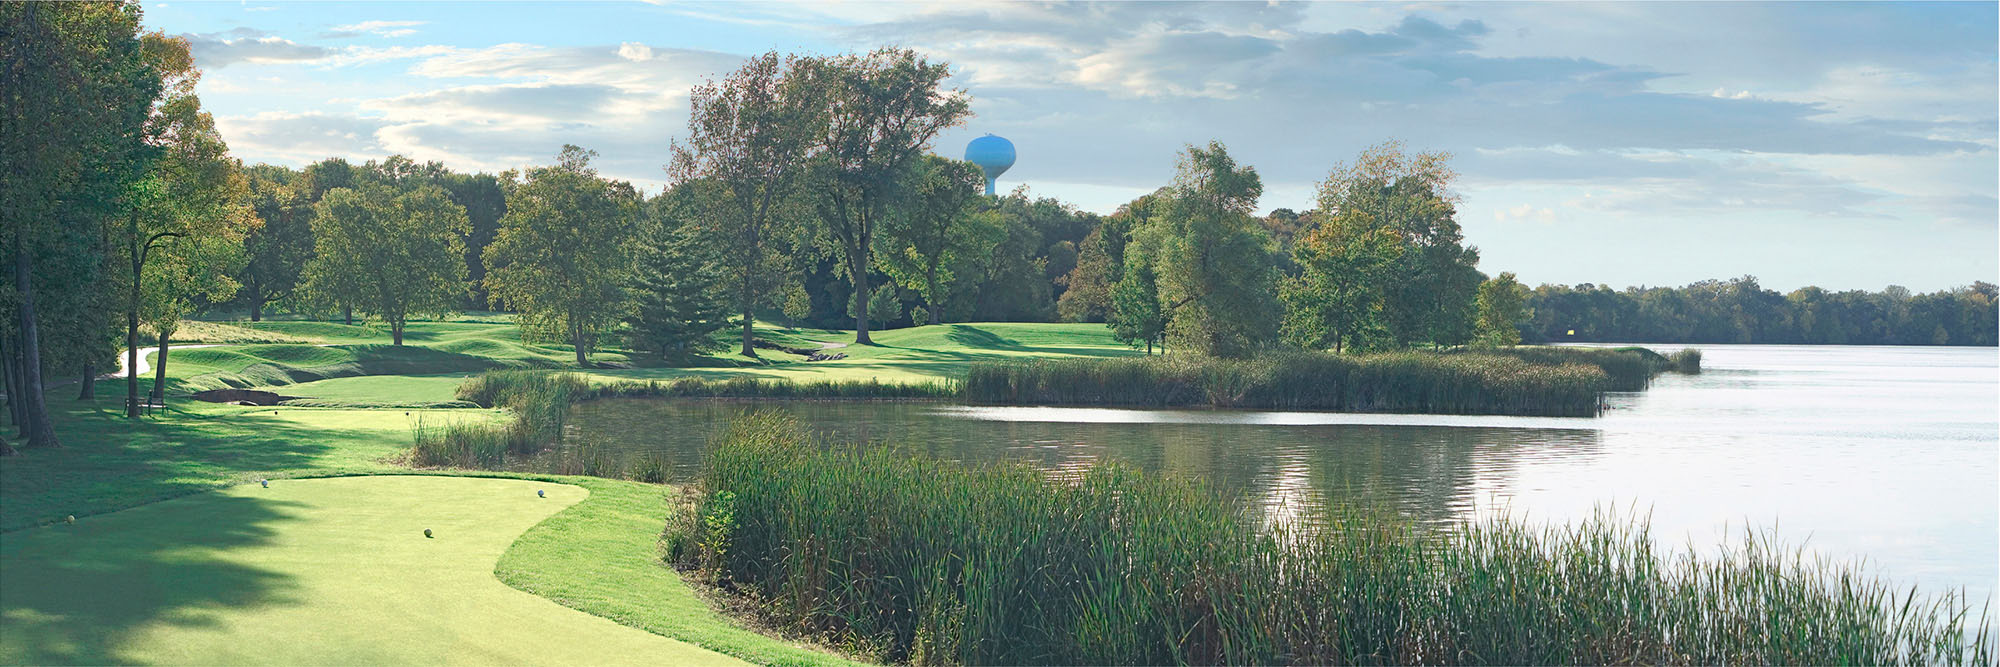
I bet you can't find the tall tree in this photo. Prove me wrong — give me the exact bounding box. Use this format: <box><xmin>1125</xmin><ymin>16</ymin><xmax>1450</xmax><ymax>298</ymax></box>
<box><xmin>1152</xmin><ymin>141</ymin><xmax>1278</xmax><ymax>358</ymax></box>
<box><xmin>1317</xmin><ymin>141</ymin><xmax>1481</xmax><ymax>349</ymax></box>
<box><xmin>877</xmin><ymin>154</ymin><xmax>997</xmax><ymax>324</ymax></box>
<box><xmin>670</xmin><ymin>52</ymin><xmax>823</xmax><ymax>357</ymax></box>
<box><xmin>1474</xmin><ymin>272</ymin><xmax>1529</xmax><ymax>347</ymax></box>
<box><xmin>1107</xmin><ymin>226</ymin><xmax>1167</xmax><ymax>353</ymax></box>
<box><xmin>2</xmin><ymin>2</ymin><xmax>155</xmax><ymax>442</ymax></box>
<box><xmin>1279</xmin><ymin>211</ymin><xmax>1404</xmax><ymax>353</ymax></box>
<box><xmin>301</xmin><ymin>184</ymin><xmax>467</xmax><ymax>345</ymax></box>
<box><xmin>485</xmin><ymin>146</ymin><xmax>638</xmax><ymax>366</ymax></box>
<box><xmin>236</xmin><ymin>164</ymin><xmax>313</xmax><ymax>321</ymax></box>
<box><xmin>805</xmin><ymin>48</ymin><xmax>971</xmax><ymax>345</ymax></box>
<box><xmin>125</xmin><ymin>33</ymin><xmax>257</xmax><ymax>408</ymax></box>
<box><xmin>625</xmin><ymin>193</ymin><xmax>731</xmax><ymax>358</ymax></box>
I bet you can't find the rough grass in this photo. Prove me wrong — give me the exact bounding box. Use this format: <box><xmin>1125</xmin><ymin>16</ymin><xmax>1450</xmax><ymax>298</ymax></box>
<box><xmin>963</xmin><ymin>350</ymin><xmax>1614</xmax><ymax>416</ymax></box>
<box><xmin>674</xmin><ymin>413</ymin><xmax>1994</xmax><ymax>666</ymax></box>
<box><xmin>0</xmin><ymin>476</ymin><xmax>739</xmax><ymax>665</ymax></box>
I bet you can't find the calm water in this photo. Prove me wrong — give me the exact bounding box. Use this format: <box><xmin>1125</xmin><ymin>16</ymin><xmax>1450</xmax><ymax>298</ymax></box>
<box><xmin>567</xmin><ymin>345</ymin><xmax>1999</xmax><ymax>600</ymax></box>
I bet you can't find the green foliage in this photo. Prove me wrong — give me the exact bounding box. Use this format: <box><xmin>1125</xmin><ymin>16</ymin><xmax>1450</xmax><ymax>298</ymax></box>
<box><xmin>876</xmin><ymin>155</ymin><xmax>999</xmax><ymax>323</ymax></box>
<box><xmin>1474</xmin><ymin>271</ymin><xmax>1530</xmax><ymax>346</ymax></box>
<box><xmin>802</xmin><ymin>47</ymin><xmax>972</xmax><ymax>344</ymax></box>
<box><xmin>1152</xmin><ymin>142</ymin><xmax>1279</xmax><ymax>358</ymax></box>
<box><xmin>1669</xmin><ymin>347</ymin><xmax>1703</xmax><ymax>373</ymax></box>
<box><xmin>626</xmin><ymin>222</ymin><xmax>731</xmax><ymax>358</ymax></box>
<box><xmin>1527</xmin><ymin>277</ymin><xmax>1999</xmax><ymax>346</ymax></box>
<box><xmin>671</xmin><ymin>51</ymin><xmax>825</xmax><ymax>356</ymax></box>
<box><xmin>485</xmin><ymin>146</ymin><xmax>639</xmax><ymax>365</ymax></box>
<box><xmin>1106</xmin><ymin>229</ymin><xmax>1165</xmax><ymax>351</ymax></box>
<box><xmin>1280</xmin><ymin>210</ymin><xmax>1404</xmax><ymax>353</ymax></box>
<box><xmin>300</xmin><ymin>183</ymin><xmax>468</xmax><ymax>344</ymax></box>
<box><xmin>847</xmin><ymin>283</ymin><xmax>902</xmax><ymax>329</ymax></box>
<box><xmin>1317</xmin><ymin>141</ymin><xmax>1483</xmax><ymax>349</ymax></box>
<box><xmin>680</xmin><ymin>416</ymin><xmax>1993</xmax><ymax>666</ymax></box>
<box><xmin>235</xmin><ymin>164</ymin><xmax>315</xmax><ymax>320</ymax></box>
<box><xmin>962</xmin><ymin>350</ymin><xmax>1613</xmax><ymax>416</ymax></box>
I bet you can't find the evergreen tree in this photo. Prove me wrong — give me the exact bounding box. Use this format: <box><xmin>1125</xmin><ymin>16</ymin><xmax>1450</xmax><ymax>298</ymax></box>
<box><xmin>626</xmin><ymin>223</ymin><xmax>731</xmax><ymax>357</ymax></box>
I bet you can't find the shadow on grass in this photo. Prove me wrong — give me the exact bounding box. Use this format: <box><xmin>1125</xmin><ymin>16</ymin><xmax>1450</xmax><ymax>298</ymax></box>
<box><xmin>0</xmin><ymin>391</ymin><xmax>388</xmax><ymax>531</ymax></box>
<box><xmin>0</xmin><ymin>490</ymin><xmax>302</xmax><ymax>664</ymax></box>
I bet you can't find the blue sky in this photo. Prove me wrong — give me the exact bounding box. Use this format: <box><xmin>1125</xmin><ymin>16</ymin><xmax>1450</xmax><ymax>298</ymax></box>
<box><xmin>144</xmin><ymin>1</ymin><xmax>1996</xmax><ymax>291</ymax></box>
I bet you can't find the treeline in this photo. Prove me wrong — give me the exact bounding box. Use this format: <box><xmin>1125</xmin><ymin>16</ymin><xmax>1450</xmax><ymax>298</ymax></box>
<box><xmin>1523</xmin><ymin>277</ymin><xmax>1998</xmax><ymax>346</ymax></box>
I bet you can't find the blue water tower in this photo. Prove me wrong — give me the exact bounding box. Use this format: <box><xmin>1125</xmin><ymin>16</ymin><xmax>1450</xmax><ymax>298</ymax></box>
<box><xmin>964</xmin><ymin>134</ymin><xmax>1015</xmax><ymax>196</ymax></box>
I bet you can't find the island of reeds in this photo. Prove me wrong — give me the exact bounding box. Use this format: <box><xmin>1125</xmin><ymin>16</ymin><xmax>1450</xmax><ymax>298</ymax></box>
<box><xmin>665</xmin><ymin>413</ymin><xmax>1993</xmax><ymax>666</ymax></box>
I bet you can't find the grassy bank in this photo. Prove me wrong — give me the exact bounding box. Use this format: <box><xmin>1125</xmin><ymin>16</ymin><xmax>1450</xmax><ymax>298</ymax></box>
<box><xmin>672</xmin><ymin>413</ymin><xmax>1992</xmax><ymax>665</ymax></box>
<box><xmin>963</xmin><ymin>350</ymin><xmax>1617</xmax><ymax>416</ymax></box>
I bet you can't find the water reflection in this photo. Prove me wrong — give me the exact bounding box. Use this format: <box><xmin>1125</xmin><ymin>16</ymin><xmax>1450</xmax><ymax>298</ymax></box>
<box><xmin>564</xmin><ymin>400</ymin><xmax>1604</xmax><ymax>526</ymax></box>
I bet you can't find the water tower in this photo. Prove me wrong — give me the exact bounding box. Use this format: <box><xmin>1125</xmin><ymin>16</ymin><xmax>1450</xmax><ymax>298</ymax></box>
<box><xmin>964</xmin><ymin>134</ymin><xmax>1015</xmax><ymax>195</ymax></box>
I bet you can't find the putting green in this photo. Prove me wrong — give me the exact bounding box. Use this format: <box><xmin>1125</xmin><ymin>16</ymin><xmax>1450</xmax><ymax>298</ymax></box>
<box><xmin>0</xmin><ymin>476</ymin><xmax>743</xmax><ymax>665</ymax></box>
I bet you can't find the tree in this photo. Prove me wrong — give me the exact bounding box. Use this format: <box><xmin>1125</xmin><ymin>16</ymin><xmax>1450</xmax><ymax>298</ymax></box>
<box><xmin>877</xmin><ymin>155</ymin><xmax>997</xmax><ymax>324</ymax></box>
<box><xmin>1474</xmin><ymin>272</ymin><xmax>1530</xmax><ymax>347</ymax></box>
<box><xmin>1280</xmin><ymin>211</ymin><xmax>1404</xmax><ymax>353</ymax></box>
<box><xmin>2</xmin><ymin>1</ymin><xmax>156</xmax><ymax>442</ymax></box>
<box><xmin>1151</xmin><ymin>142</ymin><xmax>1278</xmax><ymax>358</ymax></box>
<box><xmin>302</xmin><ymin>184</ymin><xmax>467</xmax><ymax>345</ymax></box>
<box><xmin>1318</xmin><ymin>141</ymin><xmax>1481</xmax><ymax>349</ymax></box>
<box><xmin>485</xmin><ymin>146</ymin><xmax>638</xmax><ymax>366</ymax></box>
<box><xmin>236</xmin><ymin>164</ymin><xmax>313</xmax><ymax>321</ymax></box>
<box><xmin>1107</xmin><ymin>227</ymin><xmax>1167</xmax><ymax>353</ymax></box>
<box><xmin>670</xmin><ymin>52</ymin><xmax>824</xmax><ymax>357</ymax></box>
<box><xmin>120</xmin><ymin>32</ymin><xmax>257</xmax><ymax>415</ymax></box>
<box><xmin>625</xmin><ymin>197</ymin><xmax>731</xmax><ymax>358</ymax></box>
<box><xmin>804</xmin><ymin>48</ymin><xmax>971</xmax><ymax>345</ymax></box>
<box><xmin>848</xmin><ymin>283</ymin><xmax>902</xmax><ymax>330</ymax></box>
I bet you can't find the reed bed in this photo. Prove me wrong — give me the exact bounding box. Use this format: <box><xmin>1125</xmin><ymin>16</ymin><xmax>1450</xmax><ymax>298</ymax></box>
<box><xmin>1669</xmin><ymin>348</ymin><xmax>1703</xmax><ymax>373</ymax></box>
<box><xmin>1456</xmin><ymin>346</ymin><xmax>1676</xmax><ymax>391</ymax></box>
<box><xmin>672</xmin><ymin>413</ymin><xmax>1993</xmax><ymax>666</ymax></box>
<box><xmin>408</xmin><ymin>369</ymin><xmax>950</xmax><ymax>479</ymax></box>
<box><xmin>961</xmin><ymin>351</ymin><xmax>1611</xmax><ymax>416</ymax></box>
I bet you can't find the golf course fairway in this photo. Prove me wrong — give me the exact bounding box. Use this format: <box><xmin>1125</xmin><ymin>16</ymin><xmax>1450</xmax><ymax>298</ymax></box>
<box><xmin>0</xmin><ymin>476</ymin><xmax>743</xmax><ymax>666</ymax></box>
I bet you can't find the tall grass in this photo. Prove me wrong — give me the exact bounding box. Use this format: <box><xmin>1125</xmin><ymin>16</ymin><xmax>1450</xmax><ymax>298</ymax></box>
<box><xmin>407</xmin><ymin>369</ymin><xmax>953</xmax><ymax>478</ymax></box>
<box><xmin>962</xmin><ymin>351</ymin><xmax>1612</xmax><ymax>417</ymax></box>
<box><xmin>1669</xmin><ymin>348</ymin><xmax>1703</xmax><ymax>373</ymax></box>
<box><xmin>673</xmin><ymin>413</ymin><xmax>1993</xmax><ymax>666</ymax></box>
<box><xmin>1465</xmin><ymin>346</ymin><xmax>1671</xmax><ymax>391</ymax></box>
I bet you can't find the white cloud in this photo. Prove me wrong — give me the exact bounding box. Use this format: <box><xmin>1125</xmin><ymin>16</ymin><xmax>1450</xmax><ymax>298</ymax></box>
<box><xmin>617</xmin><ymin>42</ymin><xmax>654</xmax><ymax>62</ymax></box>
<box><xmin>325</xmin><ymin>20</ymin><xmax>427</xmax><ymax>39</ymax></box>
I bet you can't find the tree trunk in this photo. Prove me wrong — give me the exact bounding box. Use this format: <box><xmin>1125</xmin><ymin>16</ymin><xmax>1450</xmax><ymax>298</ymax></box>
<box><xmin>76</xmin><ymin>363</ymin><xmax>94</xmax><ymax>400</ymax></box>
<box><xmin>850</xmin><ymin>253</ymin><xmax>872</xmax><ymax>345</ymax></box>
<box><xmin>148</xmin><ymin>336</ymin><xmax>169</xmax><ymax>406</ymax></box>
<box><xmin>390</xmin><ymin>319</ymin><xmax>403</xmax><ymax>346</ymax></box>
<box><xmin>0</xmin><ymin>429</ymin><xmax>14</xmax><ymax>457</ymax></box>
<box><xmin>739</xmin><ymin>271</ymin><xmax>757</xmax><ymax>358</ymax></box>
<box><xmin>249</xmin><ymin>297</ymin><xmax>262</xmax><ymax>322</ymax></box>
<box><xmin>13</xmin><ymin>248</ymin><xmax>59</xmax><ymax>448</ymax></box>
<box><xmin>2</xmin><ymin>337</ymin><xmax>23</xmax><ymax>428</ymax></box>
<box><xmin>572</xmin><ymin>321</ymin><xmax>588</xmax><ymax>367</ymax></box>
<box><xmin>343</xmin><ymin>306</ymin><xmax>353</xmax><ymax>325</ymax></box>
<box><xmin>126</xmin><ymin>308</ymin><xmax>140</xmax><ymax>418</ymax></box>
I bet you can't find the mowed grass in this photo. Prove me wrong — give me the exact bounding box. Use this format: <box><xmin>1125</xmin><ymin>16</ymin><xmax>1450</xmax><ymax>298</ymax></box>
<box><xmin>586</xmin><ymin>322</ymin><xmax>1144</xmax><ymax>386</ymax></box>
<box><xmin>0</xmin><ymin>396</ymin><xmax>504</xmax><ymax>531</ymax></box>
<box><xmin>0</xmin><ymin>475</ymin><xmax>740</xmax><ymax>666</ymax></box>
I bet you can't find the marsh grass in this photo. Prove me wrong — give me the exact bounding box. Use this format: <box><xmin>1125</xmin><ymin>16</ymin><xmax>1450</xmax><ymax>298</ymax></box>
<box><xmin>408</xmin><ymin>369</ymin><xmax>952</xmax><ymax>480</ymax></box>
<box><xmin>1669</xmin><ymin>348</ymin><xmax>1703</xmax><ymax>373</ymax></box>
<box><xmin>962</xmin><ymin>351</ymin><xmax>1612</xmax><ymax>416</ymax></box>
<box><xmin>674</xmin><ymin>412</ymin><xmax>1993</xmax><ymax>666</ymax></box>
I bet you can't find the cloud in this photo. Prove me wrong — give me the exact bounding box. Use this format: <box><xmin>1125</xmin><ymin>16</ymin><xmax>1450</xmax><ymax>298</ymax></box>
<box><xmin>617</xmin><ymin>42</ymin><xmax>654</xmax><ymax>62</ymax></box>
<box><xmin>322</xmin><ymin>20</ymin><xmax>427</xmax><ymax>39</ymax></box>
<box><xmin>182</xmin><ymin>28</ymin><xmax>331</xmax><ymax>68</ymax></box>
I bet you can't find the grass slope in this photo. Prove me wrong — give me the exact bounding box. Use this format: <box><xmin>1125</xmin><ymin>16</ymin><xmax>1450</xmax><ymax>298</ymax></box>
<box><xmin>585</xmin><ymin>322</ymin><xmax>1142</xmax><ymax>387</ymax></box>
<box><xmin>498</xmin><ymin>477</ymin><xmax>863</xmax><ymax>667</ymax></box>
<box><xmin>0</xmin><ymin>476</ymin><xmax>739</xmax><ymax>665</ymax></box>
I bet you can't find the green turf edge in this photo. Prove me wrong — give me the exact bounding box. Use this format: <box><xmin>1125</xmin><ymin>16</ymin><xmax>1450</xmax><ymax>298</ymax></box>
<box><xmin>492</xmin><ymin>475</ymin><xmax>867</xmax><ymax>667</ymax></box>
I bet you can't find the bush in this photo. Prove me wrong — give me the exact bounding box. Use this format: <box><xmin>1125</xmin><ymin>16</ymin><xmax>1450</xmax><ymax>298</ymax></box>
<box><xmin>677</xmin><ymin>413</ymin><xmax>1994</xmax><ymax>666</ymax></box>
<box><xmin>1669</xmin><ymin>347</ymin><xmax>1703</xmax><ymax>373</ymax></box>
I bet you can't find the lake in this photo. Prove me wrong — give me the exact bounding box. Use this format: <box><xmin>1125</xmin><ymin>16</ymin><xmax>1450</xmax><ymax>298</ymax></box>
<box><xmin>567</xmin><ymin>344</ymin><xmax>1999</xmax><ymax>602</ymax></box>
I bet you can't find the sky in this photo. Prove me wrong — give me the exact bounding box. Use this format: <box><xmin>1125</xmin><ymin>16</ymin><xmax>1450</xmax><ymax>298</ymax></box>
<box><xmin>142</xmin><ymin>1</ymin><xmax>1997</xmax><ymax>292</ymax></box>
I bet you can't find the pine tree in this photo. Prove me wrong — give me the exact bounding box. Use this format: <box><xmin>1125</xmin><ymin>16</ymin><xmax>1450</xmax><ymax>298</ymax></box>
<box><xmin>626</xmin><ymin>224</ymin><xmax>731</xmax><ymax>358</ymax></box>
